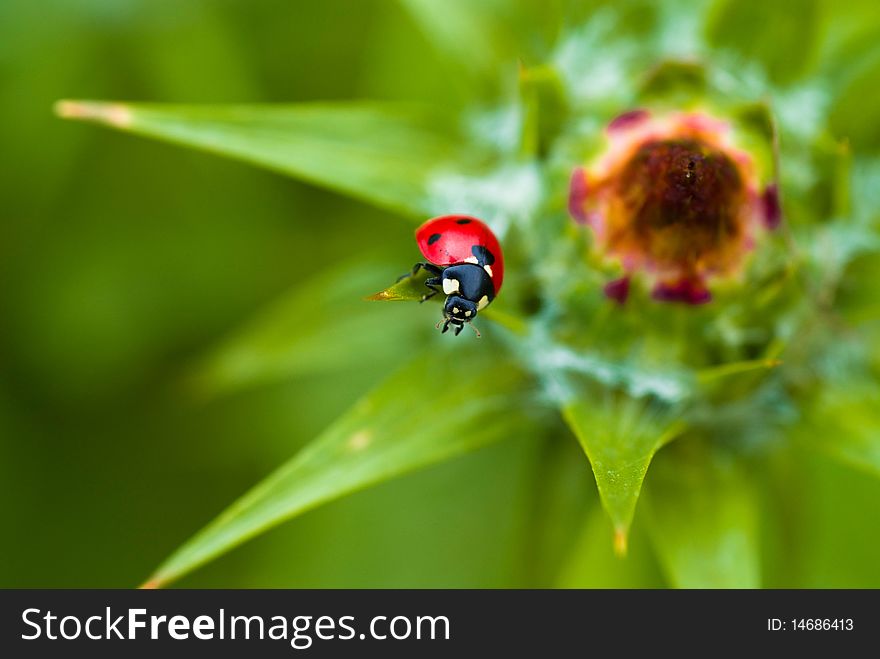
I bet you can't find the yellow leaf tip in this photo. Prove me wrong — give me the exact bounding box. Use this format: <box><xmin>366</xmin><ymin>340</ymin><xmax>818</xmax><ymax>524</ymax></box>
<box><xmin>613</xmin><ymin>527</ymin><xmax>629</xmax><ymax>557</ymax></box>
<box><xmin>139</xmin><ymin>578</ymin><xmax>162</xmax><ymax>590</ymax></box>
<box><xmin>366</xmin><ymin>289</ymin><xmax>411</xmax><ymax>301</ymax></box>
<box><xmin>54</xmin><ymin>100</ymin><xmax>133</xmax><ymax>127</ymax></box>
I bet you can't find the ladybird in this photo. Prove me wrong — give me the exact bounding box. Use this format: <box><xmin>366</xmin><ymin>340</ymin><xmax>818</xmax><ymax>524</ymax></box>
<box><xmin>408</xmin><ymin>215</ymin><xmax>504</xmax><ymax>336</ymax></box>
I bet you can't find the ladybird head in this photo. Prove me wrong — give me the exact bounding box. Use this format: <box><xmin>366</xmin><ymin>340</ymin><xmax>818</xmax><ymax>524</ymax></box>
<box><xmin>443</xmin><ymin>295</ymin><xmax>478</xmax><ymax>326</ymax></box>
<box><xmin>440</xmin><ymin>295</ymin><xmax>482</xmax><ymax>336</ymax></box>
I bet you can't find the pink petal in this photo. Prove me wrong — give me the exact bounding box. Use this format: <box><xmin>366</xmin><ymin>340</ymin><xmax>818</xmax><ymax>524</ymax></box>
<box><xmin>603</xmin><ymin>276</ymin><xmax>630</xmax><ymax>304</ymax></box>
<box><xmin>651</xmin><ymin>279</ymin><xmax>712</xmax><ymax>305</ymax></box>
<box><xmin>568</xmin><ymin>167</ymin><xmax>591</xmax><ymax>224</ymax></box>
<box><xmin>761</xmin><ymin>184</ymin><xmax>782</xmax><ymax>229</ymax></box>
<box><xmin>607</xmin><ymin>109</ymin><xmax>650</xmax><ymax>134</ymax></box>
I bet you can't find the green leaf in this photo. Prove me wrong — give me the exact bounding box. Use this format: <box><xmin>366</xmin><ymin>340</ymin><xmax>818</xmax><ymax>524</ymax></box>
<box><xmin>561</xmin><ymin>392</ymin><xmax>684</xmax><ymax>554</ymax></box>
<box><xmin>188</xmin><ymin>260</ymin><xmax>429</xmax><ymax>398</ymax></box>
<box><xmin>398</xmin><ymin>0</ymin><xmax>501</xmax><ymax>79</ymax></box>
<box><xmin>695</xmin><ymin>357</ymin><xmax>783</xmax><ymax>386</ymax></box>
<box><xmin>145</xmin><ymin>349</ymin><xmax>535</xmax><ymax>587</ymax></box>
<box><xmin>706</xmin><ymin>0</ymin><xmax>819</xmax><ymax>84</ymax></box>
<box><xmin>519</xmin><ymin>64</ymin><xmax>570</xmax><ymax>157</ymax></box>
<box><xmin>828</xmin><ymin>47</ymin><xmax>880</xmax><ymax>151</ymax></box>
<box><xmin>521</xmin><ymin>431</ymin><xmax>595</xmax><ymax>586</ymax></box>
<box><xmin>784</xmin><ymin>448</ymin><xmax>880</xmax><ymax>587</ymax></box>
<box><xmin>796</xmin><ymin>380</ymin><xmax>880</xmax><ymax>478</ymax></box>
<box><xmin>638</xmin><ymin>59</ymin><xmax>708</xmax><ymax>100</ymax></box>
<box><xmin>398</xmin><ymin>0</ymin><xmax>562</xmax><ymax>86</ymax></box>
<box><xmin>366</xmin><ymin>268</ymin><xmax>431</xmax><ymax>302</ymax></box>
<box><xmin>643</xmin><ymin>443</ymin><xmax>761</xmax><ymax>588</ymax></box>
<box><xmin>55</xmin><ymin>100</ymin><xmax>464</xmax><ymax>217</ymax></box>
<box><xmin>830</xmin><ymin>66</ymin><xmax>880</xmax><ymax>151</ymax></box>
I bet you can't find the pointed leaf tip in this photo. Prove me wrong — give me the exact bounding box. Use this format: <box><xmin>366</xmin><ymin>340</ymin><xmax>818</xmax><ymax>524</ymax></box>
<box><xmin>696</xmin><ymin>357</ymin><xmax>783</xmax><ymax>384</ymax></box>
<box><xmin>562</xmin><ymin>395</ymin><xmax>684</xmax><ymax>543</ymax></box>
<box><xmin>367</xmin><ymin>272</ymin><xmax>429</xmax><ymax>302</ymax></box>
<box><xmin>365</xmin><ymin>288</ymin><xmax>420</xmax><ymax>302</ymax></box>
<box><xmin>366</xmin><ymin>291</ymin><xmax>394</xmax><ymax>301</ymax></box>
<box><xmin>613</xmin><ymin>527</ymin><xmax>629</xmax><ymax>557</ymax></box>
<box><xmin>557</xmin><ymin>507</ymin><xmax>663</xmax><ymax>588</ymax></box>
<box><xmin>54</xmin><ymin>100</ymin><xmax>133</xmax><ymax>127</ymax></box>
<box><xmin>52</xmin><ymin>100</ymin><xmax>469</xmax><ymax>217</ymax></box>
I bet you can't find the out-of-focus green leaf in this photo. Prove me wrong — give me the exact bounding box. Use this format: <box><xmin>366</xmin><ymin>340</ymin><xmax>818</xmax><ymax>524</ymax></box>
<box><xmin>145</xmin><ymin>349</ymin><xmax>536</xmax><ymax>587</ymax></box>
<box><xmin>398</xmin><ymin>0</ymin><xmax>500</xmax><ymax>80</ymax></box>
<box><xmin>561</xmin><ymin>393</ymin><xmax>684</xmax><ymax>554</ymax></box>
<box><xmin>706</xmin><ymin>0</ymin><xmax>819</xmax><ymax>84</ymax></box>
<box><xmin>829</xmin><ymin>51</ymin><xmax>880</xmax><ymax>150</ymax></box>
<box><xmin>398</xmin><ymin>0</ymin><xmax>563</xmax><ymax>87</ymax></box>
<box><xmin>638</xmin><ymin>59</ymin><xmax>707</xmax><ymax>100</ymax></box>
<box><xmin>695</xmin><ymin>357</ymin><xmax>783</xmax><ymax>386</ymax></box>
<box><xmin>555</xmin><ymin>506</ymin><xmax>664</xmax><ymax>588</ymax></box>
<box><xmin>796</xmin><ymin>380</ymin><xmax>880</xmax><ymax>478</ymax></box>
<box><xmin>786</xmin><ymin>447</ymin><xmax>880</xmax><ymax>587</ymax></box>
<box><xmin>188</xmin><ymin>260</ymin><xmax>429</xmax><ymax>398</ymax></box>
<box><xmin>643</xmin><ymin>443</ymin><xmax>761</xmax><ymax>588</ymax></box>
<box><xmin>818</xmin><ymin>0</ymin><xmax>880</xmax><ymax>66</ymax></box>
<box><xmin>521</xmin><ymin>432</ymin><xmax>594</xmax><ymax>586</ymax></box>
<box><xmin>56</xmin><ymin>100</ymin><xmax>465</xmax><ymax>217</ymax></box>
<box><xmin>519</xmin><ymin>64</ymin><xmax>569</xmax><ymax>157</ymax></box>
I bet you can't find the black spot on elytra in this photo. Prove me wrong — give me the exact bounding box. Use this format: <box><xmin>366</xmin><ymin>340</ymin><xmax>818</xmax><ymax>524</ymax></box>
<box><xmin>427</xmin><ymin>233</ymin><xmax>442</xmax><ymax>245</ymax></box>
<box><xmin>471</xmin><ymin>244</ymin><xmax>495</xmax><ymax>266</ymax></box>
<box><xmin>456</xmin><ymin>218</ymin><xmax>472</xmax><ymax>224</ymax></box>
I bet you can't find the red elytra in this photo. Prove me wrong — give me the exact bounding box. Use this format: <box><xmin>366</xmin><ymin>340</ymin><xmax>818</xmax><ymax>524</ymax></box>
<box><xmin>415</xmin><ymin>215</ymin><xmax>504</xmax><ymax>294</ymax></box>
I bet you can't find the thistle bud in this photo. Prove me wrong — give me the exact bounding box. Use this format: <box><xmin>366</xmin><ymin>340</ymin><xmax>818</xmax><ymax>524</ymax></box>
<box><xmin>570</xmin><ymin>110</ymin><xmax>778</xmax><ymax>304</ymax></box>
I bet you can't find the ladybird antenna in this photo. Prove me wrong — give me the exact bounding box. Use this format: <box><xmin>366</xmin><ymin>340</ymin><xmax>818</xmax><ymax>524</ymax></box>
<box><xmin>469</xmin><ymin>323</ymin><xmax>482</xmax><ymax>338</ymax></box>
<box><xmin>435</xmin><ymin>319</ymin><xmax>445</xmax><ymax>330</ymax></box>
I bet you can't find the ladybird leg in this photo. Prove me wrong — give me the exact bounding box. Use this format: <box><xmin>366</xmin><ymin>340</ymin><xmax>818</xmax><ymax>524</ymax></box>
<box><xmin>421</xmin><ymin>276</ymin><xmax>442</xmax><ymax>302</ymax></box>
<box><xmin>453</xmin><ymin>323</ymin><xmax>464</xmax><ymax>336</ymax></box>
<box><xmin>398</xmin><ymin>261</ymin><xmax>443</xmax><ymax>282</ymax></box>
<box><xmin>422</xmin><ymin>262</ymin><xmax>444</xmax><ymax>276</ymax></box>
<box><xmin>440</xmin><ymin>319</ymin><xmax>451</xmax><ymax>334</ymax></box>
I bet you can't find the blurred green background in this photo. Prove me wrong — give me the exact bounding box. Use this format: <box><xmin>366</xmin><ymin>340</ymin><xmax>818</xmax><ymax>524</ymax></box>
<box><xmin>2</xmin><ymin>0</ymin><xmax>879</xmax><ymax>588</ymax></box>
<box><xmin>0</xmin><ymin>0</ymin><xmax>539</xmax><ymax>588</ymax></box>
